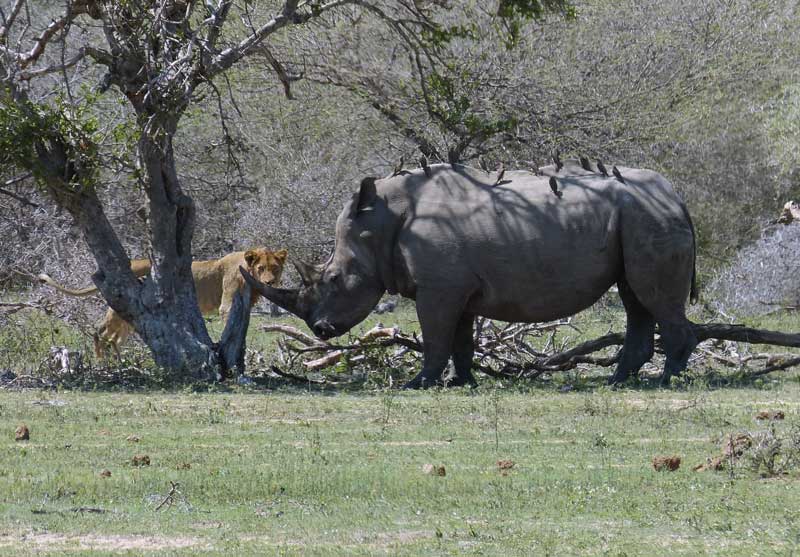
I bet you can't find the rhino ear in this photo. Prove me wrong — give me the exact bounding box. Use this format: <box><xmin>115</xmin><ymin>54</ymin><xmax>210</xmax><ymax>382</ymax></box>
<box><xmin>354</xmin><ymin>177</ymin><xmax>377</xmax><ymax>214</ymax></box>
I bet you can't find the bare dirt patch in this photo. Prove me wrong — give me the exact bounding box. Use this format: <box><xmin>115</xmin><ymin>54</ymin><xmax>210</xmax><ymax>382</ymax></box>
<box><xmin>0</xmin><ymin>532</ymin><xmax>207</xmax><ymax>551</ymax></box>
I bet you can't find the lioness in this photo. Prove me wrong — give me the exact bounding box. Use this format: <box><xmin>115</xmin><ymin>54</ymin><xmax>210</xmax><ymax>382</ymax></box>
<box><xmin>39</xmin><ymin>248</ymin><xmax>288</xmax><ymax>358</ymax></box>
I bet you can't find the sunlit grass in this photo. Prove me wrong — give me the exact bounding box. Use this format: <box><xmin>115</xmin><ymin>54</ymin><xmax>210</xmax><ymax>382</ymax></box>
<box><xmin>1</xmin><ymin>383</ymin><xmax>800</xmax><ymax>555</ymax></box>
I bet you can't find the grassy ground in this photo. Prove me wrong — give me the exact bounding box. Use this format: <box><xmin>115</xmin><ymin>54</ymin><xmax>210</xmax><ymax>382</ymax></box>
<box><xmin>2</xmin><ymin>298</ymin><xmax>800</xmax><ymax>554</ymax></box>
<box><xmin>2</xmin><ymin>379</ymin><xmax>800</xmax><ymax>556</ymax></box>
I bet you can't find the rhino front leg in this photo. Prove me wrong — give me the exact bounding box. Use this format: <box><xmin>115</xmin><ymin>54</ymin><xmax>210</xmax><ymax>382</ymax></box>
<box><xmin>444</xmin><ymin>312</ymin><xmax>478</xmax><ymax>387</ymax></box>
<box><xmin>403</xmin><ymin>289</ymin><xmax>467</xmax><ymax>389</ymax></box>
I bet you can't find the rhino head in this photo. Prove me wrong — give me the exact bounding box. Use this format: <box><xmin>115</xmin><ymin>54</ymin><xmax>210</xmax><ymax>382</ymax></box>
<box><xmin>241</xmin><ymin>177</ymin><xmax>387</xmax><ymax>339</ymax></box>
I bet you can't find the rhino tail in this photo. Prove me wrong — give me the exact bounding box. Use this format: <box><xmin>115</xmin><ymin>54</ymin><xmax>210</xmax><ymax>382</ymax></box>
<box><xmin>681</xmin><ymin>202</ymin><xmax>699</xmax><ymax>304</ymax></box>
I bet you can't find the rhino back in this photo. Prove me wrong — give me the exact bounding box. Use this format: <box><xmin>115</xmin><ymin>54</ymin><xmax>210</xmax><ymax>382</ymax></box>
<box><xmin>378</xmin><ymin>164</ymin><xmax>690</xmax><ymax>322</ymax></box>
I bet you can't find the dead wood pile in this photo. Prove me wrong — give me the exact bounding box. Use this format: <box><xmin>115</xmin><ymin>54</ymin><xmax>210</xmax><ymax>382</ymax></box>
<box><xmin>261</xmin><ymin>319</ymin><xmax>800</xmax><ymax>382</ymax></box>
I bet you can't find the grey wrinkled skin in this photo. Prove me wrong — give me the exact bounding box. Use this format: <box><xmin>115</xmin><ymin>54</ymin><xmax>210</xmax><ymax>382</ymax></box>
<box><xmin>242</xmin><ymin>161</ymin><xmax>698</xmax><ymax>389</ymax></box>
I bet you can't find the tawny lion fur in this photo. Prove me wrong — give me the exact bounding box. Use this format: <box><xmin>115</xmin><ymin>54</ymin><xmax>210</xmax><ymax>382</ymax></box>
<box><xmin>39</xmin><ymin>248</ymin><xmax>288</xmax><ymax>359</ymax></box>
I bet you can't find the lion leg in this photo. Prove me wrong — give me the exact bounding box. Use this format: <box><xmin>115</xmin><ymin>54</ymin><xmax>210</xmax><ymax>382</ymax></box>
<box><xmin>218</xmin><ymin>294</ymin><xmax>233</xmax><ymax>327</ymax></box>
<box><xmin>94</xmin><ymin>309</ymin><xmax>132</xmax><ymax>360</ymax></box>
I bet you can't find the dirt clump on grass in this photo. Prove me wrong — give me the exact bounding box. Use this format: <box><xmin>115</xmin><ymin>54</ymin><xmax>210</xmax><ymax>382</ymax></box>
<box><xmin>496</xmin><ymin>459</ymin><xmax>515</xmax><ymax>470</ymax></box>
<box><xmin>755</xmin><ymin>410</ymin><xmax>785</xmax><ymax>421</ymax></box>
<box><xmin>14</xmin><ymin>424</ymin><xmax>29</xmax><ymax>441</ymax></box>
<box><xmin>422</xmin><ymin>464</ymin><xmax>446</xmax><ymax>476</ymax></box>
<box><xmin>132</xmin><ymin>454</ymin><xmax>151</xmax><ymax>467</ymax></box>
<box><xmin>496</xmin><ymin>459</ymin><xmax>515</xmax><ymax>476</ymax></box>
<box><xmin>652</xmin><ymin>455</ymin><xmax>681</xmax><ymax>471</ymax></box>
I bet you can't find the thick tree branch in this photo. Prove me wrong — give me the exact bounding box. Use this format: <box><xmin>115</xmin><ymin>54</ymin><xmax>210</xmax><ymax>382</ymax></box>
<box><xmin>205</xmin><ymin>0</ymin><xmax>355</xmax><ymax>77</ymax></box>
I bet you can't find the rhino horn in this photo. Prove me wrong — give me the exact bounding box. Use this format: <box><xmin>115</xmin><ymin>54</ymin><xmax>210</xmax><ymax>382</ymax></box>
<box><xmin>239</xmin><ymin>266</ymin><xmax>307</xmax><ymax>318</ymax></box>
<box><xmin>293</xmin><ymin>259</ymin><xmax>322</xmax><ymax>285</ymax></box>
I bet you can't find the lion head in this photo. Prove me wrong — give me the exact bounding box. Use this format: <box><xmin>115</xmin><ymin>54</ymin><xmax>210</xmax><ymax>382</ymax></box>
<box><xmin>244</xmin><ymin>248</ymin><xmax>288</xmax><ymax>287</ymax></box>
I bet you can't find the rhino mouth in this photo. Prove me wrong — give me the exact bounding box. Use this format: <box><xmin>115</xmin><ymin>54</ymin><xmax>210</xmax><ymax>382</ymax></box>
<box><xmin>312</xmin><ymin>319</ymin><xmax>338</xmax><ymax>340</ymax></box>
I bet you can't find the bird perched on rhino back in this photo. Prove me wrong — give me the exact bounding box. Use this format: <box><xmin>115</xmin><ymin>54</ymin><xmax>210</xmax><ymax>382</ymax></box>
<box><xmin>549</xmin><ymin>175</ymin><xmax>562</xmax><ymax>198</ymax></box>
<box><xmin>391</xmin><ymin>156</ymin><xmax>404</xmax><ymax>177</ymax></box>
<box><xmin>596</xmin><ymin>159</ymin><xmax>609</xmax><ymax>177</ymax></box>
<box><xmin>553</xmin><ymin>151</ymin><xmax>563</xmax><ymax>172</ymax></box>
<box><xmin>612</xmin><ymin>166</ymin><xmax>626</xmax><ymax>184</ymax></box>
<box><xmin>579</xmin><ymin>156</ymin><xmax>592</xmax><ymax>172</ymax></box>
<box><xmin>419</xmin><ymin>154</ymin><xmax>431</xmax><ymax>178</ymax></box>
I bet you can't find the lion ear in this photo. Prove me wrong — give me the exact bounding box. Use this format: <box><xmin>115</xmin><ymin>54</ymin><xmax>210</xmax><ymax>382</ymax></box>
<box><xmin>244</xmin><ymin>250</ymin><xmax>258</xmax><ymax>267</ymax></box>
<box><xmin>274</xmin><ymin>249</ymin><xmax>288</xmax><ymax>264</ymax></box>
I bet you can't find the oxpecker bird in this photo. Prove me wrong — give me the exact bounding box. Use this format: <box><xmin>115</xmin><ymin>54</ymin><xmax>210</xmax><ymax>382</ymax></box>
<box><xmin>479</xmin><ymin>156</ymin><xmax>490</xmax><ymax>174</ymax></box>
<box><xmin>549</xmin><ymin>176</ymin><xmax>562</xmax><ymax>198</ymax></box>
<box><xmin>391</xmin><ymin>156</ymin><xmax>404</xmax><ymax>177</ymax></box>
<box><xmin>494</xmin><ymin>162</ymin><xmax>505</xmax><ymax>186</ymax></box>
<box><xmin>612</xmin><ymin>166</ymin><xmax>626</xmax><ymax>184</ymax></box>
<box><xmin>553</xmin><ymin>151</ymin><xmax>563</xmax><ymax>172</ymax></box>
<box><xmin>596</xmin><ymin>160</ymin><xmax>609</xmax><ymax>177</ymax></box>
<box><xmin>579</xmin><ymin>156</ymin><xmax>592</xmax><ymax>172</ymax></box>
<box><xmin>419</xmin><ymin>155</ymin><xmax>431</xmax><ymax>178</ymax></box>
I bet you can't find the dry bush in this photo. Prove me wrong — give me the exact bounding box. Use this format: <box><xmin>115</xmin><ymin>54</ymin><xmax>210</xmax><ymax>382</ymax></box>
<box><xmin>707</xmin><ymin>223</ymin><xmax>800</xmax><ymax>317</ymax></box>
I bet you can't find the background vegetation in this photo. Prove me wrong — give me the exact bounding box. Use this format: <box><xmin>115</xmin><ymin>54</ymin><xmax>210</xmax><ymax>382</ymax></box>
<box><xmin>1</xmin><ymin>0</ymin><xmax>798</xmax><ymax>290</ymax></box>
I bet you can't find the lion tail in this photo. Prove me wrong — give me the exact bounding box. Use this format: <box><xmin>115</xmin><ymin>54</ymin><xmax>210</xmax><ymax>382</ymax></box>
<box><xmin>38</xmin><ymin>273</ymin><xmax>99</xmax><ymax>297</ymax></box>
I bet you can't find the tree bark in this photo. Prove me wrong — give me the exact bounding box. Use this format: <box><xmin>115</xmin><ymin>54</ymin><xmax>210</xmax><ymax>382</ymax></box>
<box><xmin>218</xmin><ymin>285</ymin><xmax>252</xmax><ymax>376</ymax></box>
<box><xmin>117</xmin><ymin>118</ymin><xmax>219</xmax><ymax>379</ymax></box>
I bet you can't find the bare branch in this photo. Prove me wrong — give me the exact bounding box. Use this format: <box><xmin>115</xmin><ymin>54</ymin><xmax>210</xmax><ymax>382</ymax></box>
<box><xmin>17</xmin><ymin>46</ymin><xmax>87</xmax><ymax>80</ymax></box>
<box><xmin>19</xmin><ymin>14</ymin><xmax>71</xmax><ymax>68</ymax></box>
<box><xmin>254</xmin><ymin>45</ymin><xmax>300</xmax><ymax>99</ymax></box>
<box><xmin>0</xmin><ymin>185</ymin><xmax>38</xmax><ymax>208</ymax></box>
<box><xmin>0</xmin><ymin>0</ymin><xmax>25</xmax><ymax>42</ymax></box>
<box><xmin>205</xmin><ymin>0</ymin><xmax>355</xmax><ymax>77</ymax></box>
<box><xmin>204</xmin><ymin>0</ymin><xmax>233</xmax><ymax>51</ymax></box>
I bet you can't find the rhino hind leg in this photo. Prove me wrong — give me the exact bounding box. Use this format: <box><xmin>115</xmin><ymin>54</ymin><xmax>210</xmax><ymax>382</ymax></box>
<box><xmin>657</xmin><ymin>321</ymin><xmax>698</xmax><ymax>386</ymax></box>
<box><xmin>444</xmin><ymin>312</ymin><xmax>478</xmax><ymax>387</ymax></box>
<box><xmin>609</xmin><ymin>278</ymin><xmax>655</xmax><ymax>384</ymax></box>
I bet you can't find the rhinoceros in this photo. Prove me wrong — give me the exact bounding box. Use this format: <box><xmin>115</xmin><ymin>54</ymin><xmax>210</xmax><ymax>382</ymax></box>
<box><xmin>242</xmin><ymin>161</ymin><xmax>698</xmax><ymax>388</ymax></box>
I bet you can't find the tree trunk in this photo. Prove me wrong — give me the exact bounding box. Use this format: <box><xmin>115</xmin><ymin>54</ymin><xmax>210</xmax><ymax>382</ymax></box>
<box><xmin>119</xmin><ymin>117</ymin><xmax>220</xmax><ymax>379</ymax></box>
<box><xmin>40</xmin><ymin>112</ymin><xmax>248</xmax><ymax>381</ymax></box>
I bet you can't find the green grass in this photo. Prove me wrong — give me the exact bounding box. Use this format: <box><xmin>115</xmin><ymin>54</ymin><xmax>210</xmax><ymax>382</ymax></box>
<box><xmin>3</xmin><ymin>298</ymin><xmax>800</xmax><ymax>554</ymax></box>
<box><xmin>2</xmin><ymin>381</ymin><xmax>800</xmax><ymax>555</ymax></box>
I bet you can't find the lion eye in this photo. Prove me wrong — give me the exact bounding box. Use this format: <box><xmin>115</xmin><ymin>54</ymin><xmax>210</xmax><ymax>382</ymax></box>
<box><xmin>257</xmin><ymin>265</ymin><xmax>265</xmax><ymax>273</ymax></box>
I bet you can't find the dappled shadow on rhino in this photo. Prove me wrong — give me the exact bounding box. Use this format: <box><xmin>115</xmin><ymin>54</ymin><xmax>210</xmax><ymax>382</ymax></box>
<box><xmin>241</xmin><ymin>161</ymin><xmax>698</xmax><ymax>389</ymax></box>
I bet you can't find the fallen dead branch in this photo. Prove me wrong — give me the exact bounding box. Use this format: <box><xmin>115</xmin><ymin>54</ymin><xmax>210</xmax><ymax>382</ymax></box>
<box><xmin>259</xmin><ymin>320</ymin><xmax>800</xmax><ymax>383</ymax></box>
<box><xmin>261</xmin><ymin>324</ymin><xmax>325</xmax><ymax>347</ymax></box>
<box><xmin>269</xmin><ymin>365</ymin><xmax>328</xmax><ymax>385</ymax></box>
<box><xmin>0</xmin><ymin>300</ymin><xmax>54</xmax><ymax>316</ymax></box>
<box><xmin>155</xmin><ymin>481</ymin><xmax>187</xmax><ymax>511</ymax></box>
